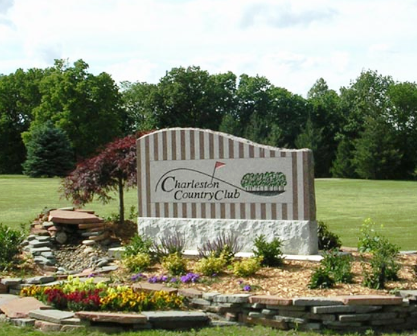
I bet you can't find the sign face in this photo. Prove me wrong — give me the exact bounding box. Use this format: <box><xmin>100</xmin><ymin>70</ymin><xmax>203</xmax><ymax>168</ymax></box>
<box><xmin>137</xmin><ymin>128</ymin><xmax>315</xmax><ymax>221</ymax></box>
<box><xmin>151</xmin><ymin>158</ymin><xmax>293</xmax><ymax>204</ymax></box>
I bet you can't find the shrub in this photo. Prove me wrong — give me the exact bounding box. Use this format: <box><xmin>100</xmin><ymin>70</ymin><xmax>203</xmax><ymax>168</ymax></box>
<box><xmin>358</xmin><ymin>218</ymin><xmax>400</xmax><ymax>289</ymax></box>
<box><xmin>161</xmin><ymin>253</ymin><xmax>187</xmax><ymax>276</ymax></box>
<box><xmin>252</xmin><ymin>234</ymin><xmax>283</xmax><ymax>267</ymax></box>
<box><xmin>123</xmin><ymin>234</ymin><xmax>153</xmax><ymax>258</ymax></box>
<box><xmin>233</xmin><ymin>257</ymin><xmax>262</xmax><ymax>277</ymax></box>
<box><xmin>0</xmin><ymin>223</ymin><xmax>24</xmax><ymax>270</ymax></box>
<box><xmin>317</xmin><ymin>220</ymin><xmax>341</xmax><ymax>250</ymax></box>
<box><xmin>197</xmin><ymin>231</ymin><xmax>242</xmax><ymax>263</ymax></box>
<box><xmin>321</xmin><ymin>249</ymin><xmax>353</xmax><ymax>283</ymax></box>
<box><xmin>194</xmin><ymin>253</ymin><xmax>228</xmax><ymax>276</ymax></box>
<box><xmin>153</xmin><ymin>231</ymin><xmax>186</xmax><ymax>260</ymax></box>
<box><xmin>123</xmin><ymin>253</ymin><xmax>151</xmax><ymax>273</ymax></box>
<box><xmin>308</xmin><ymin>267</ymin><xmax>335</xmax><ymax>289</ymax></box>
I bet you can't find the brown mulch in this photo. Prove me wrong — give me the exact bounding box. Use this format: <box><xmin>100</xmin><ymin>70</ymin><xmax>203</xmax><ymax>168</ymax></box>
<box><xmin>120</xmin><ymin>252</ymin><xmax>417</xmax><ymax>297</ymax></box>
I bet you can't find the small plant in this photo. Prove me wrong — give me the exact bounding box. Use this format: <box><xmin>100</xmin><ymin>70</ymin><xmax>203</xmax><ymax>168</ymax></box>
<box><xmin>358</xmin><ymin>219</ymin><xmax>400</xmax><ymax>289</ymax></box>
<box><xmin>308</xmin><ymin>267</ymin><xmax>335</xmax><ymax>289</ymax></box>
<box><xmin>161</xmin><ymin>253</ymin><xmax>187</xmax><ymax>276</ymax></box>
<box><xmin>232</xmin><ymin>257</ymin><xmax>262</xmax><ymax>277</ymax></box>
<box><xmin>123</xmin><ymin>234</ymin><xmax>153</xmax><ymax>257</ymax></box>
<box><xmin>321</xmin><ymin>249</ymin><xmax>353</xmax><ymax>283</ymax></box>
<box><xmin>0</xmin><ymin>223</ymin><xmax>24</xmax><ymax>270</ymax></box>
<box><xmin>197</xmin><ymin>231</ymin><xmax>242</xmax><ymax>263</ymax></box>
<box><xmin>122</xmin><ymin>253</ymin><xmax>151</xmax><ymax>273</ymax></box>
<box><xmin>194</xmin><ymin>253</ymin><xmax>228</xmax><ymax>276</ymax></box>
<box><xmin>317</xmin><ymin>220</ymin><xmax>342</xmax><ymax>250</ymax></box>
<box><xmin>252</xmin><ymin>234</ymin><xmax>283</xmax><ymax>267</ymax></box>
<box><xmin>153</xmin><ymin>231</ymin><xmax>186</xmax><ymax>260</ymax></box>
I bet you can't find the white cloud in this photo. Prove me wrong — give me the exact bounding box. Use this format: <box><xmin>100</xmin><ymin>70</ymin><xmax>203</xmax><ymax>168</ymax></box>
<box><xmin>1</xmin><ymin>0</ymin><xmax>417</xmax><ymax>95</ymax></box>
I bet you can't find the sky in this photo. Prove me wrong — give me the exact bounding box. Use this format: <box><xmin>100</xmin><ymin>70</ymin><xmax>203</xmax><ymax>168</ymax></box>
<box><xmin>1</xmin><ymin>0</ymin><xmax>417</xmax><ymax>97</ymax></box>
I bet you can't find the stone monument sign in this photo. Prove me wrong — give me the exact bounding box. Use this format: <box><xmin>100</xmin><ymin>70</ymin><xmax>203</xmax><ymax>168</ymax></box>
<box><xmin>137</xmin><ymin>128</ymin><xmax>317</xmax><ymax>255</ymax></box>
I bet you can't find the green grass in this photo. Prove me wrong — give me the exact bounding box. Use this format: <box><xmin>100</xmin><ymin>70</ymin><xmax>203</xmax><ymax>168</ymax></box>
<box><xmin>0</xmin><ymin>175</ymin><xmax>138</xmax><ymax>230</ymax></box>
<box><xmin>1</xmin><ymin>175</ymin><xmax>417</xmax><ymax>250</ymax></box>
<box><xmin>1</xmin><ymin>322</ymin><xmax>416</xmax><ymax>336</ymax></box>
<box><xmin>315</xmin><ymin>178</ymin><xmax>417</xmax><ymax>250</ymax></box>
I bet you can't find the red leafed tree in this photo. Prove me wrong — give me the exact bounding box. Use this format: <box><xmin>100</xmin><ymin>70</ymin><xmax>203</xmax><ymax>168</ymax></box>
<box><xmin>62</xmin><ymin>131</ymin><xmax>149</xmax><ymax>224</ymax></box>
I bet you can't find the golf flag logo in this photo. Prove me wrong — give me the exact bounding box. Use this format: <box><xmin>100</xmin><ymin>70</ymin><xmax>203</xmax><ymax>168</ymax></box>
<box><xmin>211</xmin><ymin>161</ymin><xmax>225</xmax><ymax>182</ymax></box>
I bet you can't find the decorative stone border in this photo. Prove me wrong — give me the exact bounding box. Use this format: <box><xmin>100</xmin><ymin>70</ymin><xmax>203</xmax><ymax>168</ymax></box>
<box><xmin>1</xmin><ymin>278</ymin><xmax>417</xmax><ymax>332</ymax></box>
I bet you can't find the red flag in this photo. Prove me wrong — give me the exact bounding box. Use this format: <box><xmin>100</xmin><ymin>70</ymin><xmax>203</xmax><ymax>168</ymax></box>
<box><xmin>215</xmin><ymin>161</ymin><xmax>226</xmax><ymax>169</ymax></box>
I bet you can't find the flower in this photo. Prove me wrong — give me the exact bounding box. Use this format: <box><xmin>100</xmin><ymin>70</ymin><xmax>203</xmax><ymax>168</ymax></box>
<box><xmin>131</xmin><ymin>273</ymin><xmax>146</xmax><ymax>281</ymax></box>
<box><xmin>243</xmin><ymin>285</ymin><xmax>251</xmax><ymax>291</ymax></box>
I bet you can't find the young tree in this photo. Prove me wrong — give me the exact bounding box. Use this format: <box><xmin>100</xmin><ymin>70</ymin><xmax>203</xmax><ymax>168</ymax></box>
<box><xmin>23</xmin><ymin>122</ymin><xmax>74</xmax><ymax>177</ymax></box>
<box><xmin>62</xmin><ymin>132</ymin><xmax>149</xmax><ymax>224</ymax></box>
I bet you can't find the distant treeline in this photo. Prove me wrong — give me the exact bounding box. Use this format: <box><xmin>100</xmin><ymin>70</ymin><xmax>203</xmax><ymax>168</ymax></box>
<box><xmin>1</xmin><ymin>59</ymin><xmax>416</xmax><ymax>180</ymax></box>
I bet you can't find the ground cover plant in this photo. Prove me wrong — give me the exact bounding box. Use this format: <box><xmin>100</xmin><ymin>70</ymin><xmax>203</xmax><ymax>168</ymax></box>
<box><xmin>2</xmin><ymin>176</ymin><xmax>417</xmax><ymax>250</ymax></box>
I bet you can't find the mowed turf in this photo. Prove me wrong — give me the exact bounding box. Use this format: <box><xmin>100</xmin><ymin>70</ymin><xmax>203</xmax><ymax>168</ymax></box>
<box><xmin>1</xmin><ymin>175</ymin><xmax>416</xmax><ymax>250</ymax></box>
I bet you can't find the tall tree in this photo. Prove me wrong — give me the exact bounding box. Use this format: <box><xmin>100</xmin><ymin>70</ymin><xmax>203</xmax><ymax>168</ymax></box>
<box><xmin>23</xmin><ymin>59</ymin><xmax>125</xmax><ymax>161</ymax></box>
<box><xmin>0</xmin><ymin>68</ymin><xmax>44</xmax><ymax>173</ymax></box>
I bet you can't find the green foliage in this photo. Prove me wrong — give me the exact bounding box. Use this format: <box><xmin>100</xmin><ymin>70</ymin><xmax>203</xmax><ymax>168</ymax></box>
<box><xmin>358</xmin><ymin>218</ymin><xmax>400</xmax><ymax>289</ymax></box>
<box><xmin>321</xmin><ymin>250</ymin><xmax>353</xmax><ymax>283</ymax></box>
<box><xmin>123</xmin><ymin>234</ymin><xmax>153</xmax><ymax>258</ymax></box>
<box><xmin>0</xmin><ymin>223</ymin><xmax>24</xmax><ymax>270</ymax></box>
<box><xmin>22</xmin><ymin>121</ymin><xmax>74</xmax><ymax>177</ymax></box>
<box><xmin>232</xmin><ymin>257</ymin><xmax>262</xmax><ymax>277</ymax></box>
<box><xmin>252</xmin><ymin>234</ymin><xmax>283</xmax><ymax>267</ymax></box>
<box><xmin>308</xmin><ymin>267</ymin><xmax>336</xmax><ymax>289</ymax></box>
<box><xmin>197</xmin><ymin>231</ymin><xmax>242</xmax><ymax>264</ymax></box>
<box><xmin>194</xmin><ymin>253</ymin><xmax>228</xmax><ymax>276</ymax></box>
<box><xmin>161</xmin><ymin>253</ymin><xmax>187</xmax><ymax>276</ymax></box>
<box><xmin>317</xmin><ymin>220</ymin><xmax>342</xmax><ymax>250</ymax></box>
<box><xmin>153</xmin><ymin>231</ymin><xmax>186</xmax><ymax>260</ymax></box>
<box><xmin>122</xmin><ymin>253</ymin><xmax>151</xmax><ymax>273</ymax></box>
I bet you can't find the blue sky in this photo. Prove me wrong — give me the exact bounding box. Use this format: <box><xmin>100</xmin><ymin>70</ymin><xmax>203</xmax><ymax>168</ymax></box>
<box><xmin>1</xmin><ymin>0</ymin><xmax>416</xmax><ymax>96</ymax></box>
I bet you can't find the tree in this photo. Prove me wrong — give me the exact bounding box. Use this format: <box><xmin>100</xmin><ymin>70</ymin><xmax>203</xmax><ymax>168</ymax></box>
<box><xmin>22</xmin><ymin>122</ymin><xmax>74</xmax><ymax>177</ymax></box>
<box><xmin>24</xmin><ymin>59</ymin><xmax>125</xmax><ymax>161</ymax></box>
<box><xmin>0</xmin><ymin>68</ymin><xmax>44</xmax><ymax>173</ymax></box>
<box><xmin>62</xmin><ymin>132</ymin><xmax>149</xmax><ymax>224</ymax></box>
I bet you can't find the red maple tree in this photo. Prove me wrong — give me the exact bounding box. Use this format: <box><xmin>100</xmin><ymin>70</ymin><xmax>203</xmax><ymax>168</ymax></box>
<box><xmin>62</xmin><ymin>131</ymin><xmax>150</xmax><ymax>224</ymax></box>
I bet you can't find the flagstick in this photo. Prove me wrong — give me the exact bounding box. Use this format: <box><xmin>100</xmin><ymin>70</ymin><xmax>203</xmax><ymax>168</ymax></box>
<box><xmin>210</xmin><ymin>164</ymin><xmax>217</xmax><ymax>183</ymax></box>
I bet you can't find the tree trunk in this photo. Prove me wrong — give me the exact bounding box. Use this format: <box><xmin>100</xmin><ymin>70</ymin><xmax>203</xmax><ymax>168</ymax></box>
<box><xmin>118</xmin><ymin>176</ymin><xmax>124</xmax><ymax>224</ymax></box>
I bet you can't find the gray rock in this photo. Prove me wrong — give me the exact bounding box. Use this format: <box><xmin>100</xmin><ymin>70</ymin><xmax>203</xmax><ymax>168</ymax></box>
<box><xmin>29</xmin><ymin>309</ymin><xmax>74</xmax><ymax>324</ymax></box>
<box><xmin>24</xmin><ymin>276</ymin><xmax>56</xmax><ymax>285</ymax></box>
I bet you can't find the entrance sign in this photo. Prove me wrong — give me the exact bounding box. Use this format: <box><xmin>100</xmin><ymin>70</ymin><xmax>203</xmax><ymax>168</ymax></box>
<box><xmin>137</xmin><ymin>128</ymin><xmax>318</xmax><ymax>255</ymax></box>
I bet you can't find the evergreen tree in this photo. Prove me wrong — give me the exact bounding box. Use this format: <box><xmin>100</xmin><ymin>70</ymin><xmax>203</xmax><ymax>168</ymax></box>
<box><xmin>23</xmin><ymin>122</ymin><xmax>74</xmax><ymax>177</ymax></box>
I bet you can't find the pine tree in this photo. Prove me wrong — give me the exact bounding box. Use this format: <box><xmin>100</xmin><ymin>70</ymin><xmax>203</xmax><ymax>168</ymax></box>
<box><xmin>23</xmin><ymin>122</ymin><xmax>74</xmax><ymax>177</ymax></box>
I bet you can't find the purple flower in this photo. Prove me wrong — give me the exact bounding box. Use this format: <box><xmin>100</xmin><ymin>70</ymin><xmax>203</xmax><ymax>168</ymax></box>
<box><xmin>211</xmin><ymin>273</ymin><xmax>217</xmax><ymax>277</ymax></box>
<box><xmin>148</xmin><ymin>276</ymin><xmax>159</xmax><ymax>284</ymax></box>
<box><xmin>180</xmin><ymin>273</ymin><xmax>200</xmax><ymax>283</ymax></box>
<box><xmin>160</xmin><ymin>275</ymin><xmax>168</xmax><ymax>282</ymax></box>
<box><xmin>238</xmin><ymin>280</ymin><xmax>243</xmax><ymax>284</ymax></box>
<box><xmin>87</xmin><ymin>273</ymin><xmax>96</xmax><ymax>278</ymax></box>
<box><xmin>131</xmin><ymin>273</ymin><xmax>145</xmax><ymax>281</ymax></box>
<box><xmin>170</xmin><ymin>277</ymin><xmax>178</xmax><ymax>283</ymax></box>
<box><xmin>243</xmin><ymin>285</ymin><xmax>251</xmax><ymax>291</ymax></box>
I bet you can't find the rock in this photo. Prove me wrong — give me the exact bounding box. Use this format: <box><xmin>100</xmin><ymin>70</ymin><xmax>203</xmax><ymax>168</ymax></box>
<box><xmin>55</xmin><ymin>231</ymin><xmax>68</xmax><ymax>244</ymax></box>
<box><xmin>82</xmin><ymin>240</ymin><xmax>95</xmax><ymax>246</ymax></box>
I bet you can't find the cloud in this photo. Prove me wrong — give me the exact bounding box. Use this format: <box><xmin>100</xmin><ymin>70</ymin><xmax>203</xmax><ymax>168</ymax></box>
<box><xmin>0</xmin><ymin>0</ymin><xmax>14</xmax><ymax>26</ymax></box>
<box><xmin>240</xmin><ymin>1</ymin><xmax>337</xmax><ymax>29</ymax></box>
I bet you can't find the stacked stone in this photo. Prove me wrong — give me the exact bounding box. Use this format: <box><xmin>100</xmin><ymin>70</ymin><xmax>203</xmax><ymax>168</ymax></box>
<box><xmin>21</xmin><ymin>234</ymin><xmax>56</xmax><ymax>268</ymax></box>
<box><xmin>189</xmin><ymin>293</ymin><xmax>417</xmax><ymax>332</ymax></box>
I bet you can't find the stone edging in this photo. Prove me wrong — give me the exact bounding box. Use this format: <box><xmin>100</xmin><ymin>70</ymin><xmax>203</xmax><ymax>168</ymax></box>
<box><xmin>1</xmin><ymin>278</ymin><xmax>417</xmax><ymax>332</ymax></box>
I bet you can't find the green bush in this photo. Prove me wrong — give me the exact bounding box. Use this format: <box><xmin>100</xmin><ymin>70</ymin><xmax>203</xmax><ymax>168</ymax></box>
<box><xmin>317</xmin><ymin>220</ymin><xmax>342</xmax><ymax>250</ymax></box>
<box><xmin>252</xmin><ymin>234</ymin><xmax>283</xmax><ymax>267</ymax></box>
<box><xmin>233</xmin><ymin>257</ymin><xmax>262</xmax><ymax>277</ymax></box>
<box><xmin>308</xmin><ymin>267</ymin><xmax>336</xmax><ymax>289</ymax></box>
<box><xmin>0</xmin><ymin>223</ymin><xmax>24</xmax><ymax>270</ymax></box>
<box><xmin>161</xmin><ymin>253</ymin><xmax>187</xmax><ymax>276</ymax></box>
<box><xmin>357</xmin><ymin>218</ymin><xmax>400</xmax><ymax>289</ymax></box>
<box><xmin>123</xmin><ymin>234</ymin><xmax>153</xmax><ymax>258</ymax></box>
<box><xmin>194</xmin><ymin>253</ymin><xmax>228</xmax><ymax>276</ymax></box>
<box><xmin>122</xmin><ymin>253</ymin><xmax>151</xmax><ymax>273</ymax></box>
<box><xmin>321</xmin><ymin>249</ymin><xmax>353</xmax><ymax>283</ymax></box>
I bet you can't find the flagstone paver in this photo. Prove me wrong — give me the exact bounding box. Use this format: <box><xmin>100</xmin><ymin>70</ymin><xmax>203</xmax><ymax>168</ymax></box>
<box><xmin>0</xmin><ymin>297</ymin><xmax>50</xmax><ymax>318</ymax></box>
<box><xmin>28</xmin><ymin>309</ymin><xmax>75</xmax><ymax>324</ymax></box>
<box><xmin>75</xmin><ymin>311</ymin><xmax>147</xmax><ymax>324</ymax></box>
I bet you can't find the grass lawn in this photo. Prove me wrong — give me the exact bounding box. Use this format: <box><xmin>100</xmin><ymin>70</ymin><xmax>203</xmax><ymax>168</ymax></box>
<box><xmin>1</xmin><ymin>175</ymin><xmax>416</xmax><ymax>250</ymax></box>
<box><xmin>1</xmin><ymin>322</ymin><xmax>416</xmax><ymax>336</ymax></box>
<box><xmin>315</xmin><ymin>178</ymin><xmax>417</xmax><ymax>250</ymax></box>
